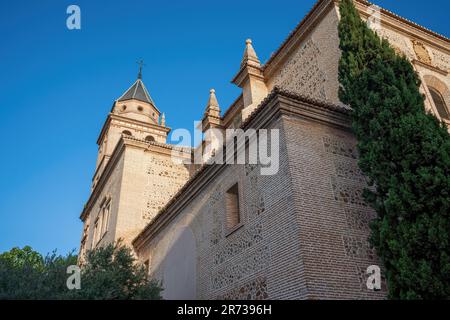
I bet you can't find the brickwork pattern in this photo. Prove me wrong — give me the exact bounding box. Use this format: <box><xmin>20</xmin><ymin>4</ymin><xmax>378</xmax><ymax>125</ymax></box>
<box><xmin>138</xmin><ymin>119</ymin><xmax>310</xmax><ymax>299</ymax></box>
<box><xmin>282</xmin><ymin>116</ymin><xmax>386</xmax><ymax>299</ymax></box>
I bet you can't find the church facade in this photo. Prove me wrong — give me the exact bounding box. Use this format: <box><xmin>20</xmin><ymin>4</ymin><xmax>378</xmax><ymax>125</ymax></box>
<box><xmin>79</xmin><ymin>0</ymin><xmax>450</xmax><ymax>299</ymax></box>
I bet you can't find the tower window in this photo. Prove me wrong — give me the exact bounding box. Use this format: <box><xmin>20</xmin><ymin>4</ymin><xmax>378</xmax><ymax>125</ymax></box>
<box><xmin>92</xmin><ymin>217</ymin><xmax>100</xmax><ymax>247</ymax></box>
<box><xmin>145</xmin><ymin>135</ymin><xmax>155</xmax><ymax>142</ymax></box>
<box><xmin>121</xmin><ymin>105</ymin><xmax>127</xmax><ymax>111</ymax></box>
<box><xmin>101</xmin><ymin>199</ymin><xmax>111</xmax><ymax>236</ymax></box>
<box><xmin>122</xmin><ymin>130</ymin><xmax>132</xmax><ymax>136</ymax></box>
<box><xmin>137</xmin><ymin>106</ymin><xmax>144</xmax><ymax>112</ymax></box>
<box><xmin>225</xmin><ymin>183</ymin><xmax>241</xmax><ymax>231</ymax></box>
<box><xmin>429</xmin><ymin>87</ymin><xmax>449</xmax><ymax>120</ymax></box>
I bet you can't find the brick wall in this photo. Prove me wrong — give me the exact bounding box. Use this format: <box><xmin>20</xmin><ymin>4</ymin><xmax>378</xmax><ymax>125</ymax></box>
<box><xmin>282</xmin><ymin>115</ymin><xmax>386</xmax><ymax>299</ymax></box>
<box><xmin>135</xmin><ymin>95</ymin><xmax>387</xmax><ymax>300</ymax></box>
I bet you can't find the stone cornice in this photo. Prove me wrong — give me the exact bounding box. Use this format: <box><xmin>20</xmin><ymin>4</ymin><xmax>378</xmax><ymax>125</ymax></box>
<box><xmin>412</xmin><ymin>59</ymin><xmax>449</xmax><ymax>76</ymax></box>
<box><xmin>122</xmin><ymin>135</ymin><xmax>193</xmax><ymax>158</ymax></box>
<box><xmin>96</xmin><ymin>113</ymin><xmax>171</xmax><ymax>145</ymax></box>
<box><xmin>231</xmin><ymin>64</ymin><xmax>265</xmax><ymax>88</ymax></box>
<box><xmin>132</xmin><ymin>87</ymin><xmax>350</xmax><ymax>250</ymax></box>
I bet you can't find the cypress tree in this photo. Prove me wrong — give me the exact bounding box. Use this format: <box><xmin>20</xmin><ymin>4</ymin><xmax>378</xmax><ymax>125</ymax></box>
<box><xmin>338</xmin><ymin>0</ymin><xmax>450</xmax><ymax>299</ymax></box>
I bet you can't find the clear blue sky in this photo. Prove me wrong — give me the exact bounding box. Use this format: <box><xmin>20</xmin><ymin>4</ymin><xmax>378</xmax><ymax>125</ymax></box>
<box><xmin>0</xmin><ymin>0</ymin><xmax>449</xmax><ymax>256</ymax></box>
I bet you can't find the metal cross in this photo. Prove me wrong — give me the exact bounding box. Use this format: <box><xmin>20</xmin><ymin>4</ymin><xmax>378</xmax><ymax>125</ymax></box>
<box><xmin>137</xmin><ymin>59</ymin><xmax>146</xmax><ymax>79</ymax></box>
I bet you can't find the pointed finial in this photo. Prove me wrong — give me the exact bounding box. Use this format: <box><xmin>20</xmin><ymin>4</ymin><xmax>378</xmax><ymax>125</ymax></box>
<box><xmin>137</xmin><ymin>59</ymin><xmax>146</xmax><ymax>79</ymax></box>
<box><xmin>161</xmin><ymin>113</ymin><xmax>166</xmax><ymax>127</ymax></box>
<box><xmin>204</xmin><ymin>88</ymin><xmax>220</xmax><ymax>118</ymax></box>
<box><xmin>207</xmin><ymin>88</ymin><xmax>219</xmax><ymax>109</ymax></box>
<box><xmin>241</xmin><ymin>38</ymin><xmax>260</xmax><ymax>68</ymax></box>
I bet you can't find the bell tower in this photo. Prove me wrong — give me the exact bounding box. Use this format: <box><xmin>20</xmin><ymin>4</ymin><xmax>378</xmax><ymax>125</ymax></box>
<box><xmin>79</xmin><ymin>65</ymin><xmax>191</xmax><ymax>260</ymax></box>
<box><xmin>93</xmin><ymin>68</ymin><xmax>169</xmax><ymax>190</ymax></box>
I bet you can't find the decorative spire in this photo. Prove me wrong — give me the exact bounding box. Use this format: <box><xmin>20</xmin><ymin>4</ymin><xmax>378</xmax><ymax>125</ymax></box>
<box><xmin>231</xmin><ymin>39</ymin><xmax>268</xmax><ymax>123</ymax></box>
<box><xmin>161</xmin><ymin>113</ymin><xmax>166</xmax><ymax>127</ymax></box>
<box><xmin>204</xmin><ymin>89</ymin><xmax>220</xmax><ymax>118</ymax></box>
<box><xmin>137</xmin><ymin>59</ymin><xmax>145</xmax><ymax>79</ymax></box>
<box><xmin>207</xmin><ymin>89</ymin><xmax>219</xmax><ymax>109</ymax></box>
<box><xmin>202</xmin><ymin>89</ymin><xmax>223</xmax><ymax>133</ymax></box>
<box><xmin>240</xmin><ymin>39</ymin><xmax>261</xmax><ymax>68</ymax></box>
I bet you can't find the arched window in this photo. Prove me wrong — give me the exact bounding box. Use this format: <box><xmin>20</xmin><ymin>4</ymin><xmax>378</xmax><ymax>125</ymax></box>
<box><xmin>122</xmin><ymin>130</ymin><xmax>132</xmax><ymax>136</ymax></box>
<box><xmin>145</xmin><ymin>135</ymin><xmax>155</xmax><ymax>142</ymax></box>
<box><xmin>429</xmin><ymin>87</ymin><xmax>450</xmax><ymax>120</ymax></box>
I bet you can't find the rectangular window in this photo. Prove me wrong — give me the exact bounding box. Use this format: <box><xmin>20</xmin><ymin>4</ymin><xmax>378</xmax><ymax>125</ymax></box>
<box><xmin>225</xmin><ymin>183</ymin><xmax>240</xmax><ymax>230</ymax></box>
<box><xmin>101</xmin><ymin>200</ymin><xmax>111</xmax><ymax>235</ymax></box>
<box><xmin>93</xmin><ymin>217</ymin><xmax>100</xmax><ymax>247</ymax></box>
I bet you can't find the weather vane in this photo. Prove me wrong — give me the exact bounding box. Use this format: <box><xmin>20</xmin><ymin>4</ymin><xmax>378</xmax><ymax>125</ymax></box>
<box><xmin>137</xmin><ymin>59</ymin><xmax>146</xmax><ymax>79</ymax></box>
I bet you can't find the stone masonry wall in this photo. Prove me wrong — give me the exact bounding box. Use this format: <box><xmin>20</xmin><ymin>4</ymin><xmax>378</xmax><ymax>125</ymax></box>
<box><xmin>115</xmin><ymin>145</ymin><xmax>191</xmax><ymax>246</ymax></box>
<box><xmin>267</xmin><ymin>5</ymin><xmax>341</xmax><ymax>106</ymax></box>
<box><xmin>136</xmin><ymin>108</ymin><xmax>388</xmax><ymax>299</ymax></box>
<box><xmin>137</xmin><ymin>117</ymin><xmax>309</xmax><ymax>299</ymax></box>
<box><xmin>282</xmin><ymin>114</ymin><xmax>386</xmax><ymax>299</ymax></box>
<box><xmin>81</xmin><ymin>154</ymin><xmax>125</xmax><ymax>253</ymax></box>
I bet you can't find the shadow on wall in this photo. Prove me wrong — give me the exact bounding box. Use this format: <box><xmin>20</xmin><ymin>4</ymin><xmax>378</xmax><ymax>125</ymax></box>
<box><xmin>160</xmin><ymin>226</ymin><xmax>197</xmax><ymax>300</ymax></box>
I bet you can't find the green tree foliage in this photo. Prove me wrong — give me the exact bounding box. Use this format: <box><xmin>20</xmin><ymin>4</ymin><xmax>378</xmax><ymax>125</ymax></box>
<box><xmin>338</xmin><ymin>0</ymin><xmax>450</xmax><ymax>299</ymax></box>
<box><xmin>69</xmin><ymin>242</ymin><xmax>162</xmax><ymax>300</ymax></box>
<box><xmin>0</xmin><ymin>243</ymin><xmax>162</xmax><ymax>300</ymax></box>
<box><xmin>0</xmin><ymin>246</ymin><xmax>77</xmax><ymax>299</ymax></box>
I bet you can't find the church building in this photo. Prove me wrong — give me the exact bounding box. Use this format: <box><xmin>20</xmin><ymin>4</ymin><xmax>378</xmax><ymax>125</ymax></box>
<box><xmin>79</xmin><ymin>0</ymin><xmax>450</xmax><ymax>299</ymax></box>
